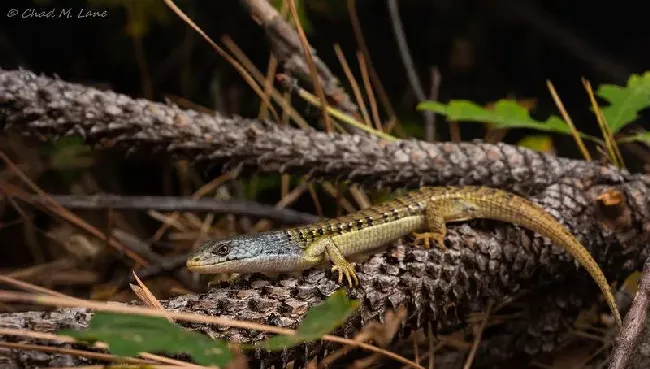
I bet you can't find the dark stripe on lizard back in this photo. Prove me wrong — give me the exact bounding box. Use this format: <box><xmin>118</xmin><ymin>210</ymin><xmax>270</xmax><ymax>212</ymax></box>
<box><xmin>285</xmin><ymin>190</ymin><xmax>431</xmax><ymax>245</ymax></box>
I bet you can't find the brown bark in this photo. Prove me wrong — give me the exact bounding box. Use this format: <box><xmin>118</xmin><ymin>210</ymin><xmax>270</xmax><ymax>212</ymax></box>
<box><xmin>0</xmin><ymin>68</ymin><xmax>631</xmax><ymax>193</ymax></box>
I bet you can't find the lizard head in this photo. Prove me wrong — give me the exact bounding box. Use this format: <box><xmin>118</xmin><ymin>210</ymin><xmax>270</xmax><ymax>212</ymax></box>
<box><xmin>186</xmin><ymin>231</ymin><xmax>316</xmax><ymax>275</ymax></box>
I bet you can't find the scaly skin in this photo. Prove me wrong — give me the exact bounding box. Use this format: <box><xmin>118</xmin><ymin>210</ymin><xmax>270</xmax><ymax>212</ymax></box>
<box><xmin>187</xmin><ymin>186</ymin><xmax>622</xmax><ymax>327</ymax></box>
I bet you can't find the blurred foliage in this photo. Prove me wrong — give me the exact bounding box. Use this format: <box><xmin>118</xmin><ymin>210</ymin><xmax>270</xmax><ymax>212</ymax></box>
<box><xmin>597</xmin><ymin>72</ymin><xmax>650</xmax><ymax>135</ymax></box>
<box><xmin>517</xmin><ymin>134</ymin><xmax>554</xmax><ymax>153</ymax></box>
<box><xmin>271</xmin><ymin>0</ymin><xmax>311</xmax><ymax>32</ymax></box>
<box><xmin>88</xmin><ymin>0</ymin><xmax>173</xmax><ymax>37</ymax></box>
<box><xmin>419</xmin><ymin>72</ymin><xmax>650</xmax><ymax>147</ymax></box>
<box><xmin>418</xmin><ymin>99</ymin><xmax>572</xmax><ymax>134</ymax></box>
<box><xmin>61</xmin><ymin>312</ymin><xmax>234</xmax><ymax>366</ymax></box>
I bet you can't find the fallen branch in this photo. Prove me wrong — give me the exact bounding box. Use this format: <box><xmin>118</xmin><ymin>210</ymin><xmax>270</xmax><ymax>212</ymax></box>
<box><xmin>0</xmin><ymin>68</ymin><xmax>632</xmax><ymax>194</ymax></box>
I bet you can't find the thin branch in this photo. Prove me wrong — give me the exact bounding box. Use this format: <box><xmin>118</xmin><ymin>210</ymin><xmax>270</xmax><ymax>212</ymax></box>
<box><xmin>546</xmin><ymin>80</ymin><xmax>592</xmax><ymax>161</ymax></box>
<box><xmin>608</xmin><ymin>256</ymin><xmax>650</xmax><ymax>369</ymax></box>
<box><xmin>357</xmin><ymin>52</ymin><xmax>384</xmax><ymax>132</ymax></box>
<box><xmin>0</xmin><ymin>341</ymin><xmax>154</xmax><ymax>366</ymax></box>
<box><xmin>463</xmin><ymin>303</ymin><xmax>493</xmax><ymax>369</ymax></box>
<box><xmin>386</xmin><ymin>0</ymin><xmax>436</xmax><ymax>141</ymax></box>
<box><xmin>427</xmin><ymin>67</ymin><xmax>442</xmax><ymax>142</ymax></box>
<box><xmin>347</xmin><ymin>0</ymin><xmax>397</xmax><ymax>120</ymax></box>
<box><xmin>287</xmin><ymin>0</ymin><xmax>333</xmax><ymax>133</ymax></box>
<box><xmin>333</xmin><ymin>44</ymin><xmax>372</xmax><ymax>127</ymax></box>
<box><xmin>28</xmin><ymin>194</ymin><xmax>320</xmax><ymax>225</ymax></box>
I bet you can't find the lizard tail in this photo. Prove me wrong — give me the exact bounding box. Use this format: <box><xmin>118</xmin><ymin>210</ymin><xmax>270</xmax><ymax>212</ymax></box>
<box><xmin>481</xmin><ymin>196</ymin><xmax>623</xmax><ymax>328</ymax></box>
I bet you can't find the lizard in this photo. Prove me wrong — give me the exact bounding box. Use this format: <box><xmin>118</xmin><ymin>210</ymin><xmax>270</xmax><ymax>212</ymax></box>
<box><xmin>186</xmin><ymin>186</ymin><xmax>622</xmax><ymax>328</ymax></box>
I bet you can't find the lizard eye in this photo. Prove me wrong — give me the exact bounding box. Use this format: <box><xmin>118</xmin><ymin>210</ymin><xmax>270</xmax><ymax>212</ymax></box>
<box><xmin>214</xmin><ymin>244</ymin><xmax>230</xmax><ymax>256</ymax></box>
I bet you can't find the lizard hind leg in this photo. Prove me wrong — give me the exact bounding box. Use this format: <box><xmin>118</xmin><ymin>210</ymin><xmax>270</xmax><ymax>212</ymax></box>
<box><xmin>412</xmin><ymin>201</ymin><xmax>447</xmax><ymax>250</ymax></box>
<box><xmin>322</xmin><ymin>238</ymin><xmax>359</xmax><ymax>287</ymax></box>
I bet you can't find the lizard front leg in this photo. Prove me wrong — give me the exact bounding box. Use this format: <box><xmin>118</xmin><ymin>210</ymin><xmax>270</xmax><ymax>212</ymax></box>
<box><xmin>412</xmin><ymin>200</ymin><xmax>447</xmax><ymax>250</ymax></box>
<box><xmin>303</xmin><ymin>237</ymin><xmax>359</xmax><ymax>286</ymax></box>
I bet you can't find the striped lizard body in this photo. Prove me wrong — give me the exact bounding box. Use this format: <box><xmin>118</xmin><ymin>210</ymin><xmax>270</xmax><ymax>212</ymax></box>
<box><xmin>187</xmin><ymin>186</ymin><xmax>622</xmax><ymax>327</ymax></box>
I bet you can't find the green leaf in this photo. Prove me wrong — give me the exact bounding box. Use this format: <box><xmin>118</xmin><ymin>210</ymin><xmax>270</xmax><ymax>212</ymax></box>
<box><xmin>49</xmin><ymin>143</ymin><xmax>95</xmax><ymax>171</ymax></box>
<box><xmin>251</xmin><ymin>289</ymin><xmax>358</xmax><ymax>350</ymax></box>
<box><xmin>60</xmin><ymin>313</ymin><xmax>233</xmax><ymax>367</ymax></box>
<box><xmin>244</xmin><ymin>175</ymin><xmax>283</xmax><ymax>198</ymax></box>
<box><xmin>417</xmin><ymin>100</ymin><xmax>572</xmax><ymax>134</ymax></box>
<box><xmin>597</xmin><ymin>72</ymin><xmax>650</xmax><ymax>134</ymax></box>
<box><xmin>516</xmin><ymin>135</ymin><xmax>554</xmax><ymax>153</ymax></box>
<box><xmin>399</xmin><ymin>118</ymin><xmax>425</xmax><ymax>139</ymax></box>
<box><xmin>619</xmin><ymin>131</ymin><xmax>650</xmax><ymax>145</ymax></box>
<box><xmin>271</xmin><ymin>0</ymin><xmax>312</xmax><ymax>32</ymax></box>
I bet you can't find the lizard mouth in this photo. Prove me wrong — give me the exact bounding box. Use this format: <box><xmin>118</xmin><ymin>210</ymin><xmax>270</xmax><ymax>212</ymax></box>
<box><xmin>185</xmin><ymin>259</ymin><xmax>252</xmax><ymax>274</ymax></box>
<box><xmin>186</xmin><ymin>255</ymin><xmax>318</xmax><ymax>274</ymax></box>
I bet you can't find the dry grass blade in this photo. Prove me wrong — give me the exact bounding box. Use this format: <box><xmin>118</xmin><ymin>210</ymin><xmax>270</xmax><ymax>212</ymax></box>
<box><xmin>349</xmin><ymin>184</ymin><xmax>371</xmax><ymax>209</ymax></box>
<box><xmin>290</xmin><ymin>84</ymin><xmax>396</xmax><ymax>140</ymax></box>
<box><xmin>220</xmin><ymin>35</ymin><xmax>310</xmax><ymax>129</ymax></box>
<box><xmin>0</xmin><ymin>275</ymin><xmax>69</xmax><ymax>298</ymax></box>
<box><xmin>287</xmin><ymin>0</ymin><xmax>333</xmax><ymax>133</ymax></box>
<box><xmin>148</xmin><ymin>210</ymin><xmax>189</xmax><ymax>232</ymax></box>
<box><xmin>130</xmin><ymin>272</ymin><xmax>172</xmax><ymax>322</ymax></box>
<box><xmin>138</xmin><ymin>352</ymin><xmax>209</xmax><ymax>368</ymax></box>
<box><xmin>427</xmin><ymin>322</ymin><xmax>435</xmax><ymax>369</ymax></box>
<box><xmin>251</xmin><ymin>181</ymin><xmax>310</xmax><ymax>233</ymax></box>
<box><xmin>333</xmin><ymin>44</ymin><xmax>372</xmax><ymax>127</ymax></box>
<box><xmin>412</xmin><ymin>332</ymin><xmax>420</xmax><ymax>366</ymax></box>
<box><xmin>321</xmin><ymin>182</ymin><xmax>356</xmax><ymax>213</ymax></box>
<box><xmin>0</xmin><ymin>153</ymin><xmax>148</xmax><ymax>266</ymax></box>
<box><xmin>582</xmin><ymin>78</ymin><xmax>625</xmax><ymax>168</ymax></box>
<box><xmin>321</xmin><ymin>308</ymin><xmax>408</xmax><ymax>368</ymax></box>
<box><xmin>161</xmin><ymin>0</ymin><xmax>280</xmax><ymax>123</ymax></box>
<box><xmin>463</xmin><ymin>302</ymin><xmax>493</xmax><ymax>369</ymax></box>
<box><xmin>0</xmin><ymin>327</ymin><xmax>85</xmax><ymax>343</ymax></box>
<box><xmin>346</xmin><ymin>0</ymin><xmax>397</xmax><ymax>120</ymax></box>
<box><xmin>0</xmin><ymin>328</ymin><xmax>204</xmax><ymax>367</ymax></box>
<box><xmin>48</xmin><ymin>366</ymin><xmax>185</xmax><ymax>369</ymax></box>
<box><xmin>150</xmin><ymin>170</ymin><xmax>236</xmax><ymax>244</ymax></box>
<box><xmin>257</xmin><ymin>0</ymin><xmax>288</xmax><ymax>121</ymax></box>
<box><xmin>545</xmin><ymin>81</ymin><xmax>592</xmax><ymax>161</ymax></box>
<box><xmin>357</xmin><ymin>51</ymin><xmax>383</xmax><ymax>132</ymax></box>
<box><xmin>0</xmin><ymin>341</ymin><xmax>154</xmax><ymax>365</ymax></box>
<box><xmin>0</xmin><ymin>182</ymin><xmax>149</xmax><ymax>266</ymax></box>
<box><xmin>306</xmin><ymin>183</ymin><xmax>324</xmax><ymax>217</ymax></box>
<box><xmin>4</xmin><ymin>258</ymin><xmax>74</xmax><ymax>280</ymax></box>
<box><xmin>281</xmin><ymin>173</ymin><xmax>291</xmax><ymax>198</ymax></box>
<box><xmin>259</xmin><ymin>55</ymin><xmax>279</xmax><ymax>120</ymax></box>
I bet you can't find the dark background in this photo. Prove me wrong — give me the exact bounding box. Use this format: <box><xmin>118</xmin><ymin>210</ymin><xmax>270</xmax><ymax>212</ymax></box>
<box><xmin>2</xmin><ymin>0</ymin><xmax>648</xmax><ymax>147</ymax></box>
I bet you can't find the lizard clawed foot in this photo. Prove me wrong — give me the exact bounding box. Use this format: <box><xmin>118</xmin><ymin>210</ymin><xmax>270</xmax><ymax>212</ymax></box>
<box><xmin>412</xmin><ymin>232</ymin><xmax>446</xmax><ymax>250</ymax></box>
<box><xmin>331</xmin><ymin>262</ymin><xmax>359</xmax><ymax>287</ymax></box>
